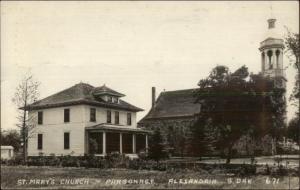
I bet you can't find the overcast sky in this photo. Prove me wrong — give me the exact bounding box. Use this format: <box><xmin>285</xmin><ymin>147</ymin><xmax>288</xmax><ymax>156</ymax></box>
<box><xmin>1</xmin><ymin>1</ymin><xmax>299</xmax><ymax>130</ymax></box>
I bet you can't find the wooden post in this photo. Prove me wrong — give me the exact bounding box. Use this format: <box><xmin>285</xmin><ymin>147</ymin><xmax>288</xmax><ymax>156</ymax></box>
<box><xmin>145</xmin><ymin>134</ymin><xmax>148</xmax><ymax>153</ymax></box>
<box><xmin>120</xmin><ymin>133</ymin><xmax>123</xmax><ymax>154</ymax></box>
<box><xmin>85</xmin><ymin>131</ymin><xmax>89</xmax><ymax>154</ymax></box>
<box><xmin>132</xmin><ymin>134</ymin><xmax>136</xmax><ymax>153</ymax></box>
<box><xmin>102</xmin><ymin>132</ymin><xmax>106</xmax><ymax>155</ymax></box>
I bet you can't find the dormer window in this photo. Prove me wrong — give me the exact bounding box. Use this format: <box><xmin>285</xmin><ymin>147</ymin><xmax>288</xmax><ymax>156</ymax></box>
<box><xmin>92</xmin><ymin>85</ymin><xmax>125</xmax><ymax>103</ymax></box>
<box><xmin>113</xmin><ymin>97</ymin><xmax>119</xmax><ymax>104</ymax></box>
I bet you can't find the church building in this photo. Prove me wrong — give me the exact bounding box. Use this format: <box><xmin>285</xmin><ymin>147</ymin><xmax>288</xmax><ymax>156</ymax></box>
<box><xmin>138</xmin><ymin>18</ymin><xmax>286</xmax><ymax>157</ymax></box>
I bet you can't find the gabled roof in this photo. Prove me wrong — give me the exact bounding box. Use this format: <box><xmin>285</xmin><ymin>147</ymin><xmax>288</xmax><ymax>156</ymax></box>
<box><xmin>93</xmin><ymin>85</ymin><xmax>125</xmax><ymax>97</ymax></box>
<box><xmin>24</xmin><ymin>83</ymin><xmax>143</xmax><ymax>112</ymax></box>
<box><xmin>139</xmin><ymin>88</ymin><xmax>200</xmax><ymax>121</ymax></box>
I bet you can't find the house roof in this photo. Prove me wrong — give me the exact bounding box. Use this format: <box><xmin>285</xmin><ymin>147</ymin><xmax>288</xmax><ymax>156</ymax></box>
<box><xmin>93</xmin><ymin>85</ymin><xmax>125</xmax><ymax>97</ymax></box>
<box><xmin>24</xmin><ymin>83</ymin><xmax>143</xmax><ymax>112</ymax></box>
<box><xmin>1</xmin><ymin>146</ymin><xmax>14</xmax><ymax>149</ymax></box>
<box><xmin>86</xmin><ymin>123</ymin><xmax>151</xmax><ymax>133</ymax></box>
<box><xmin>139</xmin><ymin>88</ymin><xmax>200</xmax><ymax>121</ymax></box>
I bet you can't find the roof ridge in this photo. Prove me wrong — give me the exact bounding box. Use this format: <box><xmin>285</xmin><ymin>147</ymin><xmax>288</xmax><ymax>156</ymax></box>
<box><xmin>162</xmin><ymin>88</ymin><xmax>198</xmax><ymax>93</ymax></box>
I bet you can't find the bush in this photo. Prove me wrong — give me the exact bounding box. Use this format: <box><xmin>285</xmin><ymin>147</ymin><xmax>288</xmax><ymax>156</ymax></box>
<box><xmin>237</xmin><ymin>164</ymin><xmax>257</xmax><ymax>176</ymax></box>
<box><xmin>1</xmin><ymin>154</ymin><xmax>25</xmax><ymax>166</ymax></box>
<box><xmin>105</xmin><ymin>152</ymin><xmax>127</xmax><ymax>168</ymax></box>
<box><xmin>60</xmin><ymin>155</ymin><xmax>79</xmax><ymax>167</ymax></box>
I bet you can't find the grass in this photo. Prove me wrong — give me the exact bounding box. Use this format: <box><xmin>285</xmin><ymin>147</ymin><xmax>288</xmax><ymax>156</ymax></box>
<box><xmin>1</xmin><ymin>165</ymin><xmax>299</xmax><ymax>189</ymax></box>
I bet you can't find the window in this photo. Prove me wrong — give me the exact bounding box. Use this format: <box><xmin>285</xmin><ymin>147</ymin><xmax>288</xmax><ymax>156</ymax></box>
<box><xmin>113</xmin><ymin>97</ymin><xmax>118</xmax><ymax>104</ymax></box>
<box><xmin>115</xmin><ymin>111</ymin><xmax>119</xmax><ymax>124</ymax></box>
<box><xmin>127</xmin><ymin>113</ymin><xmax>132</xmax><ymax>125</ymax></box>
<box><xmin>37</xmin><ymin>134</ymin><xmax>43</xmax><ymax>150</ymax></box>
<box><xmin>107</xmin><ymin>110</ymin><xmax>111</xmax><ymax>123</ymax></box>
<box><xmin>38</xmin><ymin>111</ymin><xmax>43</xmax><ymax>125</ymax></box>
<box><xmin>64</xmin><ymin>132</ymin><xmax>70</xmax><ymax>149</ymax></box>
<box><xmin>90</xmin><ymin>108</ymin><xmax>96</xmax><ymax>122</ymax></box>
<box><xmin>64</xmin><ymin>109</ymin><xmax>70</xmax><ymax>123</ymax></box>
<box><xmin>108</xmin><ymin>96</ymin><xmax>112</xmax><ymax>103</ymax></box>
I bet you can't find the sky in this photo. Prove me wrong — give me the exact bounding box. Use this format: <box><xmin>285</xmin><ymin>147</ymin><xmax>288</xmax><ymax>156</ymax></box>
<box><xmin>1</xmin><ymin>1</ymin><xmax>299</xmax><ymax>130</ymax></box>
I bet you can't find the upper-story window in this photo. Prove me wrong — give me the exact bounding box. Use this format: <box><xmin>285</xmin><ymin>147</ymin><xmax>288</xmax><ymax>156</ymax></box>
<box><xmin>115</xmin><ymin>111</ymin><xmax>119</xmax><ymax>124</ymax></box>
<box><xmin>90</xmin><ymin>108</ymin><xmax>96</xmax><ymax>122</ymax></box>
<box><xmin>38</xmin><ymin>111</ymin><xmax>43</xmax><ymax>125</ymax></box>
<box><xmin>127</xmin><ymin>113</ymin><xmax>132</xmax><ymax>125</ymax></box>
<box><xmin>108</xmin><ymin>96</ymin><xmax>112</xmax><ymax>103</ymax></box>
<box><xmin>64</xmin><ymin>109</ymin><xmax>70</xmax><ymax>123</ymax></box>
<box><xmin>107</xmin><ymin>110</ymin><xmax>111</xmax><ymax>123</ymax></box>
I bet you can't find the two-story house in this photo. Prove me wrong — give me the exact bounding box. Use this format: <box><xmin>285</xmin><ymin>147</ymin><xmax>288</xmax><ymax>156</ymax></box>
<box><xmin>24</xmin><ymin>83</ymin><xmax>149</xmax><ymax>156</ymax></box>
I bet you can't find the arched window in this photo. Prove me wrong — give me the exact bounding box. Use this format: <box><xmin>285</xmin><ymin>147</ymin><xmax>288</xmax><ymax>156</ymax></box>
<box><xmin>267</xmin><ymin>50</ymin><xmax>273</xmax><ymax>69</ymax></box>
<box><xmin>276</xmin><ymin>50</ymin><xmax>280</xmax><ymax>69</ymax></box>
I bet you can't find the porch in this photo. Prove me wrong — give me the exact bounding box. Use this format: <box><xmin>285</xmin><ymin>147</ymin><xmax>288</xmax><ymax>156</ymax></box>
<box><xmin>85</xmin><ymin>124</ymin><xmax>150</xmax><ymax>156</ymax></box>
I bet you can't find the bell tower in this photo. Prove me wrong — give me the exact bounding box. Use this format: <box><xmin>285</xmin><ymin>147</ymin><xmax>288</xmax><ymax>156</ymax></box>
<box><xmin>259</xmin><ymin>18</ymin><xmax>286</xmax><ymax>88</ymax></box>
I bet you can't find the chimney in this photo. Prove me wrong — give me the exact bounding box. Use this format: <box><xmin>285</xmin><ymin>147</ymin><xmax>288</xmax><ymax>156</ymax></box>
<box><xmin>267</xmin><ymin>18</ymin><xmax>276</xmax><ymax>29</ymax></box>
<box><xmin>151</xmin><ymin>87</ymin><xmax>156</xmax><ymax>107</ymax></box>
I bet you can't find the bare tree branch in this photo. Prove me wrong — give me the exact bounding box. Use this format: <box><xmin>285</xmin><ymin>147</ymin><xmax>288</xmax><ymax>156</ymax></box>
<box><xmin>11</xmin><ymin>73</ymin><xmax>40</xmax><ymax>162</ymax></box>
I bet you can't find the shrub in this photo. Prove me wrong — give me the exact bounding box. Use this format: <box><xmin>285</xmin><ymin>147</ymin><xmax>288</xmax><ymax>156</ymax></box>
<box><xmin>237</xmin><ymin>164</ymin><xmax>257</xmax><ymax>176</ymax></box>
<box><xmin>60</xmin><ymin>155</ymin><xmax>79</xmax><ymax>167</ymax></box>
<box><xmin>105</xmin><ymin>152</ymin><xmax>127</xmax><ymax>168</ymax></box>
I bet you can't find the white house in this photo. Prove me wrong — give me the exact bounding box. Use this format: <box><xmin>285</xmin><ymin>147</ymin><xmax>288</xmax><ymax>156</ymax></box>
<box><xmin>1</xmin><ymin>146</ymin><xmax>14</xmax><ymax>160</ymax></box>
<box><xmin>24</xmin><ymin>83</ymin><xmax>149</xmax><ymax>156</ymax></box>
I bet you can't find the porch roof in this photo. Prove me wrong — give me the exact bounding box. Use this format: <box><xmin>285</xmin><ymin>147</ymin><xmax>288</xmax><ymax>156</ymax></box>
<box><xmin>86</xmin><ymin>123</ymin><xmax>151</xmax><ymax>133</ymax></box>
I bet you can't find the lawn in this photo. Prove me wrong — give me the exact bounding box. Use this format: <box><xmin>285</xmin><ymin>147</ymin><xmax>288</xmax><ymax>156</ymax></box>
<box><xmin>198</xmin><ymin>155</ymin><xmax>299</xmax><ymax>167</ymax></box>
<box><xmin>1</xmin><ymin>165</ymin><xmax>299</xmax><ymax>189</ymax></box>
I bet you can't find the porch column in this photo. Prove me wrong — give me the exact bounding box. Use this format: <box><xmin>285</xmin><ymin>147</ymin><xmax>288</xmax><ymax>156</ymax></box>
<box><xmin>85</xmin><ymin>131</ymin><xmax>89</xmax><ymax>154</ymax></box>
<box><xmin>119</xmin><ymin>133</ymin><xmax>123</xmax><ymax>154</ymax></box>
<box><xmin>102</xmin><ymin>132</ymin><xmax>106</xmax><ymax>155</ymax></box>
<box><xmin>145</xmin><ymin>134</ymin><xmax>148</xmax><ymax>153</ymax></box>
<box><xmin>132</xmin><ymin>134</ymin><xmax>136</xmax><ymax>153</ymax></box>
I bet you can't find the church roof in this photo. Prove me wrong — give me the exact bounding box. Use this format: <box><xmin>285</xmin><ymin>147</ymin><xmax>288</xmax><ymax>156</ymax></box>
<box><xmin>139</xmin><ymin>88</ymin><xmax>201</xmax><ymax>121</ymax></box>
<box><xmin>23</xmin><ymin>83</ymin><xmax>143</xmax><ymax>112</ymax></box>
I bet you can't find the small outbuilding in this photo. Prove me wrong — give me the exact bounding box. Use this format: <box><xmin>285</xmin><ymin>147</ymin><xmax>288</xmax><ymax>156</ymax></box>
<box><xmin>1</xmin><ymin>146</ymin><xmax>14</xmax><ymax>160</ymax></box>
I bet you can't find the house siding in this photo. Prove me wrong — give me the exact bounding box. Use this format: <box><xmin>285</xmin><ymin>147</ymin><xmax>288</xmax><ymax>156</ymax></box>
<box><xmin>28</xmin><ymin>105</ymin><xmax>87</xmax><ymax>156</ymax></box>
<box><xmin>84</xmin><ymin>105</ymin><xmax>137</xmax><ymax>128</ymax></box>
<box><xmin>27</xmin><ymin>105</ymin><xmax>138</xmax><ymax>156</ymax></box>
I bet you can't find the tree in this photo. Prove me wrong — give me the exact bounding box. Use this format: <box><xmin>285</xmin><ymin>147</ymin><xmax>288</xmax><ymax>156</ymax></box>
<box><xmin>148</xmin><ymin>129</ymin><xmax>166</xmax><ymax>162</ymax></box>
<box><xmin>1</xmin><ymin>129</ymin><xmax>21</xmax><ymax>152</ymax></box>
<box><xmin>189</xmin><ymin>116</ymin><xmax>216</xmax><ymax>157</ymax></box>
<box><xmin>12</xmin><ymin>74</ymin><xmax>40</xmax><ymax>162</ymax></box>
<box><xmin>285</xmin><ymin>31</ymin><xmax>299</xmax><ymax>110</ymax></box>
<box><xmin>195</xmin><ymin>65</ymin><xmax>286</xmax><ymax>163</ymax></box>
<box><xmin>284</xmin><ymin>30</ymin><xmax>299</xmax><ymax>177</ymax></box>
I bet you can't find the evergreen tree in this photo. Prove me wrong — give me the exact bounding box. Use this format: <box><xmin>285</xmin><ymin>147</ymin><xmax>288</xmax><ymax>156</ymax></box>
<box><xmin>189</xmin><ymin>116</ymin><xmax>216</xmax><ymax>157</ymax></box>
<box><xmin>148</xmin><ymin>129</ymin><xmax>166</xmax><ymax>162</ymax></box>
